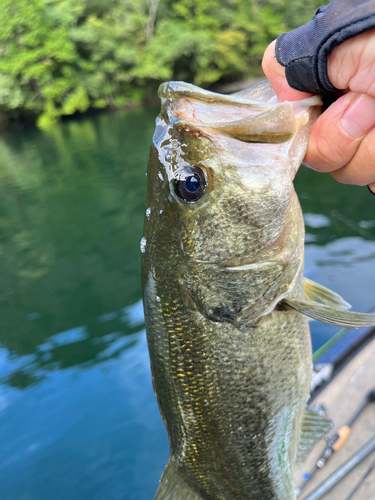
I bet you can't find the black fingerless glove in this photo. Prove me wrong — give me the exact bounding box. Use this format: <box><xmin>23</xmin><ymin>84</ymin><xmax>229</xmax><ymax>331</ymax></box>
<box><xmin>276</xmin><ymin>0</ymin><xmax>375</xmax><ymax>94</ymax></box>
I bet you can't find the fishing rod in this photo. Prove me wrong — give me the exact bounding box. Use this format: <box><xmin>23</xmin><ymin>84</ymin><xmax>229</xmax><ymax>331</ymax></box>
<box><xmin>302</xmin><ymin>434</ymin><xmax>375</xmax><ymax>500</ymax></box>
<box><xmin>344</xmin><ymin>456</ymin><xmax>375</xmax><ymax>500</ymax></box>
<box><xmin>296</xmin><ymin>387</ymin><xmax>375</xmax><ymax>497</ymax></box>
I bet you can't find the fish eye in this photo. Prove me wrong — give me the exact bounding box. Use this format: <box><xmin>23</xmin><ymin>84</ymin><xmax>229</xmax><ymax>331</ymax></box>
<box><xmin>174</xmin><ymin>167</ymin><xmax>207</xmax><ymax>202</ymax></box>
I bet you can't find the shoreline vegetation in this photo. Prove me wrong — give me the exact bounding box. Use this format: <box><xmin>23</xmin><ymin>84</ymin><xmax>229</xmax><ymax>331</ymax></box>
<box><xmin>0</xmin><ymin>0</ymin><xmax>324</xmax><ymax>130</ymax></box>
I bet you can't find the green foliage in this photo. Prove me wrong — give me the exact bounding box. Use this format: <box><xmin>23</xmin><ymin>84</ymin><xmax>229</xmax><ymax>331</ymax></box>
<box><xmin>0</xmin><ymin>0</ymin><xmax>326</xmax><ymax>127</ymax></box>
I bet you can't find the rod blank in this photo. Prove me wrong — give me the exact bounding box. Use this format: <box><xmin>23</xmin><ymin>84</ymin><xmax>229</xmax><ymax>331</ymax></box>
<box><xmin>302</xmin><ymin>435</ymin><xmax>375</xmax><ymax>500</ymax></box>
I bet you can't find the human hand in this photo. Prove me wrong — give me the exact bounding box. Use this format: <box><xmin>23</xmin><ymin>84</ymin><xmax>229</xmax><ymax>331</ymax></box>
<box><xmin>262</xmin><ymin>29</ymin><xmax>375</xmax><ymax>194</ymax></box>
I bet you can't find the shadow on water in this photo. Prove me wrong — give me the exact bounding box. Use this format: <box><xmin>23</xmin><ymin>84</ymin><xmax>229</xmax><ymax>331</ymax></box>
<box><xmin>0</xmin><ymin>107</ymin><xmax>374</xmax><ymax>499</ymax></box>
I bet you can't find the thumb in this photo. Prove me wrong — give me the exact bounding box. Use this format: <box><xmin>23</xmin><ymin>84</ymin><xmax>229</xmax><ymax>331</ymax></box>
<box><xmin>262</xmin><ymin>41</ymin><xmax>313</xmax><ymax>102</ymax></box>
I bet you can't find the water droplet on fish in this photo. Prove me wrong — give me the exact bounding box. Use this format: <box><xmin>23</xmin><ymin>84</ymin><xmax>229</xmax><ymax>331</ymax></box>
<box><xmin>159</xmin><ymin>210</ymin><xmax>163</xmax><ymax>214</ymax></box>
<box><xmin>146</xmin><ymin>208</ymin><xmax>151</xmax><ymax>218</ymax></box>
<box><xmin>239</xmin><ymin>427</ymin><xmax>242</xmax><ymax>431</ymax></box>
<box><xmin>156</xmin><ymin>296</ymin><xmax>160</xmax><ymax>303</ymax></box>
<box><xmin>158</xmin><ymin>172</ymin><xmax>164</xmax><ymax>181</ymax></box>
<box><xmin>165</xmin><ymin>150</ymin><xmax>177</xmax><ymax>161</ymax></box>
<box><xmin>140</xmin><ymin>237</ymin><xmax>147</xmax><ymax>253</ymax></box>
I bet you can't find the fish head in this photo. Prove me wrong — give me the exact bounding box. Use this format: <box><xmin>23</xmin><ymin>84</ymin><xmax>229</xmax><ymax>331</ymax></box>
<box><xmin>143</xmin><ymin>81</ymin><xmax>321</xmax><ymax>325</ymax></box>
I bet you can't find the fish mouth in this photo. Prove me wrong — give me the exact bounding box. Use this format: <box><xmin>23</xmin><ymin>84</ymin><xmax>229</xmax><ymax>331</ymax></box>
<box><xmin>160</xmin><ymin>80</ymin><xmax>321</xmax><ymax>145</ymax></box>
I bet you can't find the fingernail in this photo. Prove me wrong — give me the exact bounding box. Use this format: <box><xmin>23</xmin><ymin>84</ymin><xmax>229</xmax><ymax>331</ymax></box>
<box><xmin>341</xmin><ymin>94</ymin><xmax>375</xmax><ymax>138</ymax></box>
<box><xmin>301</xmin><ymin>161</ymin><xmax>319</xmax><ymax>171</ymax></box>
<box><xmin>369</xmin><ymin>183</ymin><xmax>375</xmax><ymax>195</ymax></box>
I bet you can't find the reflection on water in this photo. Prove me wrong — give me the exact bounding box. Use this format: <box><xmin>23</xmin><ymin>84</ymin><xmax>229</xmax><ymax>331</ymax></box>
<box><xmin>0</xmin><ymin>109</ymin><xmax>170</xmax><ymax>500</ymax></box>
<box><xmin>0</xmin><ymin>299</ymin><xmax>146</xmax><ymax>391</ymax></box>
<box><xmin>0</xmin><ymin>109</ymin><xmax>374</xmax><ymax>499</ymax></box>
<box><xmin>0</xmin><ymin>328</ymin><xmax>168</xmax><ymax>500</ymax></box>
<box><xmin>0</xmin><ymin>109</ymin><xmax>156</xmax><ymax>380</ymax></box>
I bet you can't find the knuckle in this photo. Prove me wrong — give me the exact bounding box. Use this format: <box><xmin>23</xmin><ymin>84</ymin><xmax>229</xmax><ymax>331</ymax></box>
<box><xmin>330</xmin><ymin>170</ymin><xmax>352</xmax><ymax>184</ymax></box>
<box><xmin>310</xmin><ymin>133</ymin><xmax>348</xmax><ymax>170</ymax></box>
<box><xmin>330</xmin><ymin>133</ymin><xmax>375</xmax><ymax>186</ymax></box>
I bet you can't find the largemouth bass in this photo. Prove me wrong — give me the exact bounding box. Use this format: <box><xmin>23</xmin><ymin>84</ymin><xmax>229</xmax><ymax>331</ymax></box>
<box><xmin>141</xmin><ymin>81</ymin><xmax>375</xmax><ymax>500</ymax></box>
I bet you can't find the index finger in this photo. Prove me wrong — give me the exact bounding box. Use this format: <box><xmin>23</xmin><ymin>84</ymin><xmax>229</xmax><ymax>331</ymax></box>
<box><xmin>262</xmin><ymin>41</ymin><xmax>314</xmax><ymax>102</ymax></box>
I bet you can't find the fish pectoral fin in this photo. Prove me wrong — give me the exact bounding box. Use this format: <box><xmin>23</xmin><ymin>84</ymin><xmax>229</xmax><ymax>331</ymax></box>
<box><xmin>282</xmin><ymin>298</ymin><xmax>375</xmax><ymax>328</ymax></box>
<box><xmin>155</xmin><ymin>459</ymin><xmax>203</xmax><ymax>500</ymax></box>
<box><xmin>296</xmin><ymin>408</ymin><xmax>333</xmax><ymax>467</ymax></box>
<box><xmin>303</xmin><ymin>277</ymin><xmax>351</xmax><ymax>310</ymax></box>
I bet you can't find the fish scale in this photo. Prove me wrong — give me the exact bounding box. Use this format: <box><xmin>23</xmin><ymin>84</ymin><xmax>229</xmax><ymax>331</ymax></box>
<box><xmin>142</xmin><ymin>81</ymin><xmax>375</xmax><ymax>499</ymax></box>
<box><xmin>145</xmin><ymin>258</ymin><xmax>311</xmax><ymax>499</ymax></box>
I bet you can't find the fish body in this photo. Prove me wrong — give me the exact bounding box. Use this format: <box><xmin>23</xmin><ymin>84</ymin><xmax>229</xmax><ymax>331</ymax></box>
<box><xmin>141</xmin><ymin>81</ymin><xmax>375</xmax><ymax>500</ymax></box>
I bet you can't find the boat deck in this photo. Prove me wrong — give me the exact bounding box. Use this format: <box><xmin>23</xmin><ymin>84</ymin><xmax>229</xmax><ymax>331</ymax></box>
<box><xmin>296</xmin><ymin>336</ymin><xmax>375</xmax><ymax>500</ymax></box>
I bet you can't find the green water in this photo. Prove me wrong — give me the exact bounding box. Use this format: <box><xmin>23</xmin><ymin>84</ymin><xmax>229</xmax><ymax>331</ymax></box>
<box><xmin>0</xmin><ymin>108</ymin><xmax>374</xmax><ymax>499</ymax></box>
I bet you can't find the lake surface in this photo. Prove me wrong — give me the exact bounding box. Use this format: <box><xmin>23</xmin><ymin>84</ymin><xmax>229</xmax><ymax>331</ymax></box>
<box><xmin>0</xmin><ymin>107</ymin><xmax>374</xmax><ymax>500</ymax></box>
